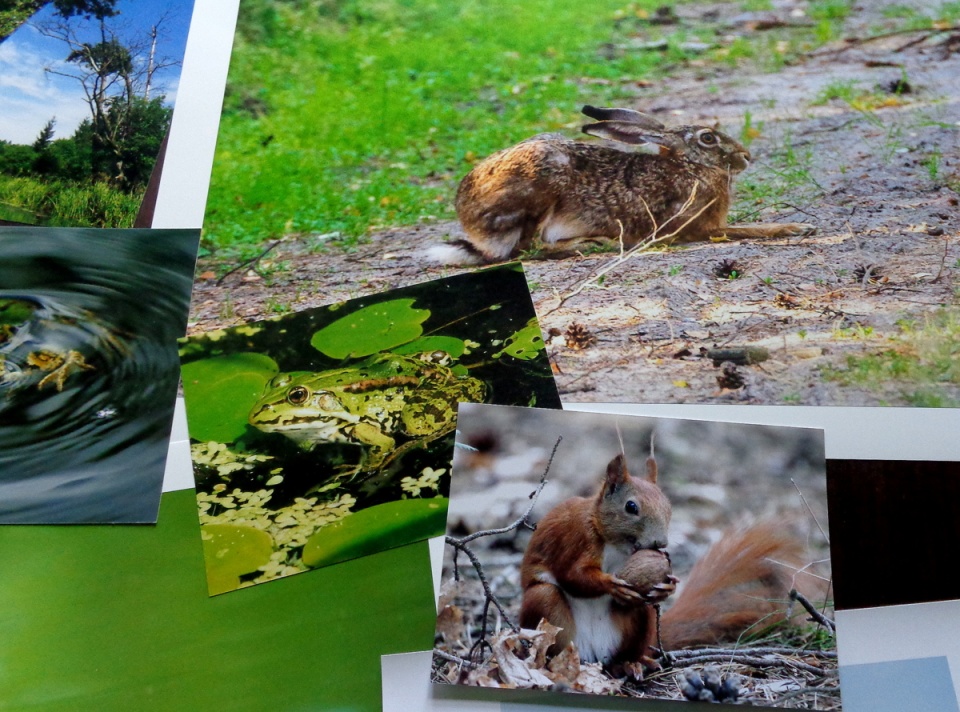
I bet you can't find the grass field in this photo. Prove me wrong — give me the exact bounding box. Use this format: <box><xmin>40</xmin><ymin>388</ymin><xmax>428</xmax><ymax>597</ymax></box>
<box><xmin>203</xmin><ymin>0</ymin><xmax>851</xmax><ymax>257</ymax></box>
<box><xmin>0</xmin><ymin>175</ymin><xmax>142</xmax><ymax>227</ymax></box>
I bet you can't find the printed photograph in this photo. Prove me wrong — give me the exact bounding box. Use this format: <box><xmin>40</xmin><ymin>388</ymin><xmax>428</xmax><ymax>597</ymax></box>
<box><xmin>0</xmin><ymin>227</ymin><xmax>200</xmax><ymax>523</ymax></box>
<box><xmin>190</xmin><ymin>0</ymin><xmax>960</xmax><ymax>407</ymax></box>
<box><xmin>179</xmin><ymin>264</ymin><xmax>561</xmax><ymax>595</ymax></box>
<box><xmin>0</xmin><ymin>0</ymin><xmax>196</xmax><ymax>228</ymax></box>
<box><xmin>432</xmin><ymin>403</ymin><xmax>837</xmax><ymax>708</ymax></box>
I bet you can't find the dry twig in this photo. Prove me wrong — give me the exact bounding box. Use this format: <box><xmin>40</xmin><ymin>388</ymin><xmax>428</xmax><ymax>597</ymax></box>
<box><xmin>541</xmin><ymin>183</ymin><xmax>716</xmax><ymax>317</ymax></box>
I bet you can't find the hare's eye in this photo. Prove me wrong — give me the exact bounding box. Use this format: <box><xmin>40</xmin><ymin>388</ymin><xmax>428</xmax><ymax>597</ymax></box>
<box><xmin>698</xmin><ymin>131</ymin><xmax>717</xmax><ymax>146</ymax></box>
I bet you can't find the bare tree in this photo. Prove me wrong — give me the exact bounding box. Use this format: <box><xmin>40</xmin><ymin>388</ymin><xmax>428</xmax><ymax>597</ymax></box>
<box><xmin>36</xmin><ymin>5</ymin><xmax>179</xmax><ymax>186</ymax></box>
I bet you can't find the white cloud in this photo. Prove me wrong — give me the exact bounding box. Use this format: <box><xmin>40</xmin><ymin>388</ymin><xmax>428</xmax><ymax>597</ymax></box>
<box><xmin>0</xmin><ymin>27</ymin><xmax>94</xmax><ymax>144</ymax></box>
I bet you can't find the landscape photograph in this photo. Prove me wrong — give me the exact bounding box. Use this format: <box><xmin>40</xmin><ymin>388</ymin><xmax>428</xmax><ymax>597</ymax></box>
<box><xmin>0</xmin><ymin>0</ymin><xmax>196</xmax><ymax>227</ymax></box>
<box><xmin>190</xmin><ymin>0</ymin><xmax>960</xmax><ymax>407</ymax></box>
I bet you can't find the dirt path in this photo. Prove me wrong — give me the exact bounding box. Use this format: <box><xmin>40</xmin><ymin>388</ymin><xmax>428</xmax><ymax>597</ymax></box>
<box><xmin>190</xmin><ymin>1</ymin><xmax>960</xmax><ymax>406</ymax></box>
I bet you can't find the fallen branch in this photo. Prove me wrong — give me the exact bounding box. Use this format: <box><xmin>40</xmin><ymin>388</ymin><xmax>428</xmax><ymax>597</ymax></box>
<box><xmin>433</xmin><ymin>649</ymin><xmax>478</xmax><ymax>668</ymax></box>
<box><xmin>667</xmin><ymin>652</ymin><xmax>831</xmax><ymax>676</ymax></box>
<box><xmin>216</xmin><ymin>238</ymin><xmax>286</xmax><ymax>285</ymax></box>
<box><xmin>791</xmin><ymin>589</ymin><xmax>837</xmax><ymax>632</ymax></box>
<box><xmin>666</xmin><ymin>646</ymin><xmax>837</xmax><ymax>660</ymax></box>
<box><xmin>806</xmin><ymin>24</ymin><xmax>959</xmax><ymax>57</ymax></box>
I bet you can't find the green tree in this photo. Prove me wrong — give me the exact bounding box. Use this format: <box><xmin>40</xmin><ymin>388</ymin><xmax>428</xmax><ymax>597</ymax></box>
<box><xmin>47</xmin><ymin>120</ymin><xmax>95</xmax><ymax>181</ymax></box>
<box><xmin>31</xmin><ymin>118</ymin><xmax>59</xmax><ymax>175</ymax></box>
<box><xmin>0</xmin><ymin>142</ymin><xmax>38</xmax><ymax>176</ymax></box>
<box><xmin>31</xmin><ymin>118</ymin><xmax>57</xmax><ymax>152</ymax></box>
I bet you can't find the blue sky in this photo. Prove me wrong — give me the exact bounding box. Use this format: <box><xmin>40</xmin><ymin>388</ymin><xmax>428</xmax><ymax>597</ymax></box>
<box><xmin>0</xmin><ymin>0</ymin><xmax>195</xmax><ymax>145</ymax></box>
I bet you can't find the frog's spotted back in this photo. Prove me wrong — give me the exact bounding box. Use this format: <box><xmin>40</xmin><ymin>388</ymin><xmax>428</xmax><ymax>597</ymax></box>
<box><xmin>248</xmin><ymin>351</ymin><xmax>486</xmax><ymax>477</ymax></box>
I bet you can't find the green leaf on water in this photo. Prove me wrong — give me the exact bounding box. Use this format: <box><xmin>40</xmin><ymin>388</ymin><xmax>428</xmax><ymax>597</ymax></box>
<box><xmin>493</xmin><ymin>318</ymin><xmax>545</xmax><ymax>360</ymax></box>
<box><xmin>310</xmin><ymin>298</ymin><xmax>430</xmax><ymax>359</ymax></box>
<box><xmin>392</xmin><ymin>335</ymin><xmax>466</xmax><ymax>358</ymax></box>
<box><xmin>201</xmin><ymin>524</ymin><xmax>275</xmax><ymax>596</ymax></box>
<box><xmin>302</xmin><ymin>497</ymin><xmax>448</xmax><ymax>569</ymax></box>
<box><xmin>180</xmin><ymin>353</ymin><xmax>279</xmax><ymax>443</ymax></box>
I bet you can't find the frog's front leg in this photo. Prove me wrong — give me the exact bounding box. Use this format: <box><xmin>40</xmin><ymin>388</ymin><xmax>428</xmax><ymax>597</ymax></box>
<box><xmin>30</xmin><ymin>350</ymin><xmax>95</xmax><ymax>392</ymax></box>
<box><xmin>346</xmin><ymin>421</ymin><xmax>397</xmax><ymax>473</ymax></box>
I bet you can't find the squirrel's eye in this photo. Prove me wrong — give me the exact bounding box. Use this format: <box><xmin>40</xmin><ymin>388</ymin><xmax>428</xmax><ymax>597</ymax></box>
<box><xmin>625</xmin><ymin>500</ymin><xmax>639</xmax><ymax>515</ymax></box>
<box><xmin>699</xmin><ymin>131</ymin><xmax>717</xmax><ymax>145</ymax></box>
<box><xmin>287</xmin><ymin>386</ymin><xmax>310</xmax><ymax>405</ymax></box>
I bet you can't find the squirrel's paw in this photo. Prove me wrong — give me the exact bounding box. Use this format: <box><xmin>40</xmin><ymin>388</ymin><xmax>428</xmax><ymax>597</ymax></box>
<box><xmin>642</xmin><ymin>574</ymin><xmax>679</xmax><ymax>603</ymax></box>
<box><xmin>621</xmin><ymin>656</ymin><xmax>661</xmax><ymax>681</ymax></box>
<box><xmin>610</xmin><ymin>576</ymin><xmax>646</xmax><ymax>605</ymax></box>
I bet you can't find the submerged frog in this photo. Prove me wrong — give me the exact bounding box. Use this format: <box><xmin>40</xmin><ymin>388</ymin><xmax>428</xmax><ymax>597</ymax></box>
<box><xmin>1</xmin><ymin>297</ymin><xmax>99</xmax><ymax>393</ymax></box>
<box><xmin>248</xmin><ymin>351</ymin><xmax>487</xmax><ymax>475</ymax></box>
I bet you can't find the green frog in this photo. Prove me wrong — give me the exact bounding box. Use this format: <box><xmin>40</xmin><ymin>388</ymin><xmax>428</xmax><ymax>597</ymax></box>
<box><xmin>247</xmin><ymin>351</ymin><xmax>487</xmax><ymax>475</ymax></box>
<box><xmin>1</xmin><ymin>297</ymin><xmax>97</xmax><ymax>393</ymax></box>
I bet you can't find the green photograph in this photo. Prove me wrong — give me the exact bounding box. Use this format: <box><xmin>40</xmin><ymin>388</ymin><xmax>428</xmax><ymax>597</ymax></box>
<box><xmin>0</xmin><ymin>489</ymin><xmax>436</xmax><ymax>712</ymax></box>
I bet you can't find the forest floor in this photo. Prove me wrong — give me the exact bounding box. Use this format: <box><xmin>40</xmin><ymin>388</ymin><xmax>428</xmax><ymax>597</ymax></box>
<box><xmin>190</xmin><ymin>0</ymin><xmax>960</xmax><ymax>407</ymax></box>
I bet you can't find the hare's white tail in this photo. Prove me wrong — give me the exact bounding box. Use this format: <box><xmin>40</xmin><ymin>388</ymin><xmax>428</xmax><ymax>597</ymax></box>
<box><xmin>423</xmin><ymin>242</ymin><xmax>487</xmax><ymax>265</ymax></box>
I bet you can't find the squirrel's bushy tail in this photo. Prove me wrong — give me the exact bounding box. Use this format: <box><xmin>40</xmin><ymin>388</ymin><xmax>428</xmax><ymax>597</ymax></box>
<box><xmin>660</xmin><ymin>521</ymin><xmax>824</xmax><ymax>650</ymax></box>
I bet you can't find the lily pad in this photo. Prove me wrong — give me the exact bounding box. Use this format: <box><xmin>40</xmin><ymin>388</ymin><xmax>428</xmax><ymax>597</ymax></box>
<box><xmin>310</xmin><ymin>298</ymin><xmax>430</xmax><ymax>359</ymax></box>
<box><xmin>180</xmin><ymin>353</ymin><xmax>279</xmax><ymax>443</ymax></box>
<box><xmin>200</xmin><ymin>524</ymin><xmax>274</xmax><ymax>595</ymax></box>
<box><xmin>302</xmin><ymin>497</ymin><xmax>448</xmax><ymax>569</ymax></box>
<box><xmin>392</xmin><ymin>335</ymin><xmax>466</xmax><ymax>358</ymax></box>
<box><xmin>493</xmin><ymin>318</ymin><xmax>546</xmax><ymax>360</ymax></box>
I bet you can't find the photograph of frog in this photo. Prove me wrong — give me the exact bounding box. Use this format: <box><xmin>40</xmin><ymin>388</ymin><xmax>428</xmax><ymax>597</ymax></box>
<box><xmin>179</xmin><ymin>263</ymin><xmax>561</xmax><ymax>595</ymax></box>
<box><xmin>0</xmin><ymin>227</ymin><xmax>201</xmax><ymax>523</ymax></box>
<box><xmin>192</xmin><ymin>0</ymin><xmax>960</xmax><ymax>408</ymax></box>
<box><xmin>0</xmin><ymin>0</ymin><xmax>196</xmax><ymax>228</ymax></box>
<box><xmin>433</xmin><ymin>403</ymin><xmax>837</xmax><ymax>708</ymax></box>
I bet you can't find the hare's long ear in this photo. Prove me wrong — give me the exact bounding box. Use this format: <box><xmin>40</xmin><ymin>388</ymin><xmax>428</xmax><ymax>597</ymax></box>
<box><xmin>582</xmin><ymin>105</ymin><xmax>665</xmax><ymax>130</ymax></box>
<box><xmin>582</xmin><ymin>121</ymin><xmax>684</xmax><ymax>154</ymax></box>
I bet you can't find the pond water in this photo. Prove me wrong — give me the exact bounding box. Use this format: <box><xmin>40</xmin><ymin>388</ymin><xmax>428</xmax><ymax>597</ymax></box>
<box><xmin>0</xmin><ymin>228</ymin><xmax>199</xmax><ymax>523</ymax></box>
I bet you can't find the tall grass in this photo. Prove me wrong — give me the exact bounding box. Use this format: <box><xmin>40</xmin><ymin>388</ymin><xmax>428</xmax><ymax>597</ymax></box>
<box><xmin>0</xmin><ymin>175</ymin><xmax>141</xmax><ymax>227</ymax></box>
<box><xmin>204</xmin><ymin>0</ymin><xmax>678</xmax><ymax>251</ymax></box>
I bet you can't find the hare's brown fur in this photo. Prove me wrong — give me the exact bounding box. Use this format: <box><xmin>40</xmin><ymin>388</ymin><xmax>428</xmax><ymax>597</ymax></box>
<box><xmin>428</xmin><ymin>106</ymin><xmax>814</xmax><ymax>265</ymax></box>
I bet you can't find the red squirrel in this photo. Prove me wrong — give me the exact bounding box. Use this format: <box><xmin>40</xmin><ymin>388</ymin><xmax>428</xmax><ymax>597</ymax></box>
<box><xmin>520</xmin><ymin>449</ymin><xmax>815</xmax><ymax>676</ymax></box>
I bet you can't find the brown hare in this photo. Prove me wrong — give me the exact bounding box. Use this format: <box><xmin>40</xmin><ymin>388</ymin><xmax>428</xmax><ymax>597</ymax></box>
<box><xmin>427</xmin><ymin>105</ymin><xmax>815</xmax><ymax>265</ymax></box>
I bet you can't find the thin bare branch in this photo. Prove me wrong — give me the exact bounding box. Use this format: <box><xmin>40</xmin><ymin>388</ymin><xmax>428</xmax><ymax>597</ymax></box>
<box><xmin>541</xmin><ymin>183</ymin><xmax>716</xmax><ymax>317</ymax></box>
<box><xmin>444</xmin><ymin>437</ymin><xmax>564</xmax><ymax>645</ymax></box>
<box><xmin>790</xmin><ymin>589</ymin><xmax>837</xmax><ymax>632</ymax></box>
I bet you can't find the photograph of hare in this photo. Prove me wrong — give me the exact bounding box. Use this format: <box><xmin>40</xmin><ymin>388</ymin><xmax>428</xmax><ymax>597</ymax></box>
<box><xmin>195</xmin><ymin>0</ymin><xmax>960</xmax><ymax>406</ymax></box>
<box><xmin>433</xmin><ymin>403</ymin><xmax>837</xmax><ymax>708</ymax></box>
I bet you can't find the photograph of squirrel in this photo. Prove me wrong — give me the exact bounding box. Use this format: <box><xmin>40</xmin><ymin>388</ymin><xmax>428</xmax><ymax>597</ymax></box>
<box><xmin>520</xmin><ymin>445</ymin><xmax>819</xmax><ymax>679</ymax></box>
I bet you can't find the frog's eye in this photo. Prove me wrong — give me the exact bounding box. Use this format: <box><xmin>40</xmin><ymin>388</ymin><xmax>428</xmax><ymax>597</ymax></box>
<box><xmin>287</xmin><ymin>385</ymin><xmax>310</xmax><ymax>405</ymax></box>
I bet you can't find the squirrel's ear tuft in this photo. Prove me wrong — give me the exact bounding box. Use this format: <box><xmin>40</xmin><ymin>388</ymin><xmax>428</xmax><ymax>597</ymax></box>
<box><xmin>645</xmin><ymin>431</ymin><xmax>658</xmax><ymax>483</ymax></box>
<box><xmin>604</xmin><ymin>453</ymin><xmax>629</xmax><ymax>494</ymax></box>
<box><xmin>645</xmin><ymin>454</ymin><xmax>658</xmax><ymax>484</ymax></box>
